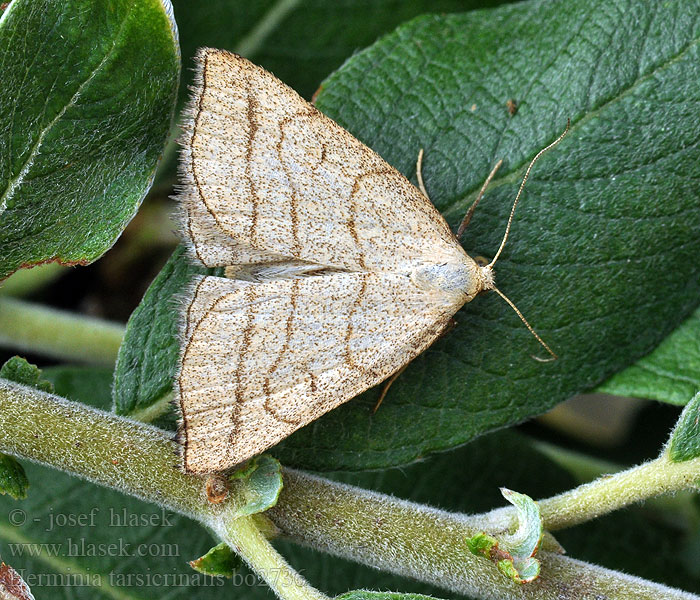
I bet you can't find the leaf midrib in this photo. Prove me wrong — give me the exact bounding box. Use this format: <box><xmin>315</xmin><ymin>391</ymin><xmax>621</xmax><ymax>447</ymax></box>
<box><xmin>0</xmin><ymin>2</ymin><xmax>134</xmax><ymax>217</ymax></box>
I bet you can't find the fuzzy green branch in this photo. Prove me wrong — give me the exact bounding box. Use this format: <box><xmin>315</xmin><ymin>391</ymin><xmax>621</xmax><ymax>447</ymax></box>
<box><xmin>268</xmin><ymin>469</ymin><xmax>699</xmax><ymax>600</ymax></box>
<box><xmin>0</xmin><ymin>297</ymin><xmax>124</xmax><ymax>366</ymax></box>
<box><xmin>214</xmin><ymin>510</ymin><xmax>328</xmax><ymax>600</ymax></box>
<box><xmin>476</xmin><ymin>453</ymin><xmax>700</xmax><ymax>534</ymax></box>
<box><xmin>0</xmin><ymin>381</ymin><xmax>697</xmax><ymax>600</ymax></box>
<box><xmin>0</xmin><ymin>380</ymin><xmax>325</xmax><ymax>600</ymax></box>
<box><xmin>535</xmin><ymin>441</ymin><xmax>700</xmax><ymax>531</ymax></box>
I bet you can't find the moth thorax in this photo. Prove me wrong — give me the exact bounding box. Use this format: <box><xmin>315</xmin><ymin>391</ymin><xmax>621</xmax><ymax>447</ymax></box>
<box><xmin>411</xmin><ymin>259</ymin><xmax>483</xmax><ymax>301</ymax></box>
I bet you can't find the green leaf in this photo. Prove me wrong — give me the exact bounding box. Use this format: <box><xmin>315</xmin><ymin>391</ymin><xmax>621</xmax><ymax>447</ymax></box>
<box><xmin>499</xmin><ymin>489</ymin><xmax>542</xmax><ymax>561</ymax></box>
<box><xmin>0</xmin><ymin>453</ymin><xmax>28</xmax><ymax>500</ymax></box>
<box><xmin>465</xmin><ymin>532</ymin><xmax>498</xmax><ymax>559</ymax></box>
<box><xmin>272</xmin><ymin>0</ymin><xmax>700</xmax><ymax>469</ymax></box>
<box><xmin>189</xmin><ymin>542</ymin><xmax>242</xmax><ymax>578</ymax></box>
<box><xmin>0</xmin><ymin>357</ymin><xmax>53</xmax><ymax>393</ymax></box>
<box><xmin>597</xmin><ymin>306</ymin><xmax>700</xmax><ymax>405</ymax></box>
<box><xmin>668</xmin><ymin>392</ymin><xmax>700</xmax><ymax>463</ymax></box>
<box><xmin>497</xmin><ymin>489</ymin><xmax>542</xmax><ymax>583</ymax></box>
<box><xmin>230</xmin><ymin>455</ymin><xmax>283</xmax><ymax>518</ymax></box>
<box><xmin>113</xmin><ymin>245</ymin><xmax>223</xmax><ymax>418</ymax></box>
<box><xmin>0</xmin><ymin>0</ymin><xmax>179</xmax><ymax>280</ymax></box>
<box><xmin>173</xmin><ymin>0</ymin><xmax>513</xmax><ymax>101</ymax></box>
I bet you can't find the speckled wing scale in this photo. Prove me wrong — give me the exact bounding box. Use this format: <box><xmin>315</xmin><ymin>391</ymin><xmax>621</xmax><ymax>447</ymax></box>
<box><xmin>176</xmin><ymin>48</ymin><xmax>485</xmax><ymax>474</ymax></box>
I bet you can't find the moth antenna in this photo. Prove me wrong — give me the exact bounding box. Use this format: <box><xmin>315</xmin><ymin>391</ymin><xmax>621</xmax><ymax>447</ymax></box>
<box><xmin>487</xmin><ymin>119</ymin><xmax>571</xmax><ymax>269</ymax></box>
<box><xmin>457</xmin><ymin>159</ymin><xmax>503</xmax><ymax>240</ymax></box>
<box><xmin>416</xmin><ymin>148</ymin><xmax>429</xmax><ymax>198</ymax></box>
<box><xmin>490</xmin><ymin>285</ymin><xmax>557</xmax><ymax>361</ymax></box>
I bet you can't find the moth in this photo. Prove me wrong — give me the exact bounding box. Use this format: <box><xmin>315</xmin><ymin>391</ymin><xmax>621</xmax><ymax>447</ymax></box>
<box><xmin>176</xmin><ymin>48</ymin><xmax>564</xmax><ymax>474</ymax></box>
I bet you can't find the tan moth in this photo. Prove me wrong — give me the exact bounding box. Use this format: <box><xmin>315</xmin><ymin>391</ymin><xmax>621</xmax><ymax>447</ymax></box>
<box><xmin>176</xmin><ymin>48</ymin><xmax>565</xmax><ymax>474</ymax></box>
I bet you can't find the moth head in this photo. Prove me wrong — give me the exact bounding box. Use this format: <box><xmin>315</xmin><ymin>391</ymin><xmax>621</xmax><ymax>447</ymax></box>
<box><xmin>477</xmin><ymin>263</ymin><xmax>495</xmax><ymax>293</ymax></box>
<box><xmin>480</xmin><ymin>264</ymin><xmax>557</xmax><ymax>362</ymax></box>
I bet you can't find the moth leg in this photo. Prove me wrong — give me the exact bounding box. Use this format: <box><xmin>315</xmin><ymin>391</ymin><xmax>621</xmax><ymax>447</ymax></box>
<box><xmin>415</xmin><ymin>148</ymin><xmax>430</xmax><ymax>199</ymax></box>
<box><xmin>456</xmin><ymin>159</ymin><xmax>503</xmax><ymax>240</ymax></box>
<box><xmin>372</xmin><ymin>363</ymin><xmax>409</xmax><ymax>414</ymax></box>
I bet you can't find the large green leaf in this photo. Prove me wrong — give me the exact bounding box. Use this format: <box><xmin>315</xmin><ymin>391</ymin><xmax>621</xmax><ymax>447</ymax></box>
<box><xmin>0</xmin><ymin>0</ymin><xmax>179</xmax><ymax>280</ymax></box>
<box><xmin>172</xmin><ymin>0</ymin><xmax>513</xmax><ymax>101</ymax></box>
<box><xmin>273</xmin><ymin>0</ymin><xmax>700</xmax><ymax>469</ymax></box>
<box><xmin>120</xmin><ymin>0</ymin><xmax>700</xmax><ymax>471</ymax></box>
<box><xmin>597</xmin><ymin>305</ymin><xmax>700</xmax><ymax>405</ymax></box>
<box><xmin>113</xmin><ymin>246</ymin><xmax>196</xmax><ymax>416</ymax></box>
<box><xmin>112</xmin><ymin>246</ymin><xmax>224</xmax><ymax>419</ymax></box>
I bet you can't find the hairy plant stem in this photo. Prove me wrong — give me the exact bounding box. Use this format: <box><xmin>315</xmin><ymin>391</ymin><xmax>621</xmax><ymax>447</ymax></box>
<box><xmin>268</xmin><ymin>469</ymin><xmax>699</xmax><ymax>600</ymax></box>
<box><xmin>214</xmin><ymin>511</ymin><xmax>328</xmax><ymax>600</ymax></box>
<box><xmin>0</xmin><ymin>381</ymin><xmax>697</xmax><ymax>600</ymax></box>
<box><xmin>0</xmin><ymin>297</ymin><xmax>123</xmax><ymax>366</ymax></box>
<box><xmin>476</xmin><ymin>453</ymin><xmax>700</xmax><ymax>534</ymax></box>
<box><xmin>0</xmin><ymin>380</ymin><xmax>326</xmax><ymax>600</ymax></box>
<box><xmin>534</xmin><ymin>441</ymin><xmax>700</xmax><ymax>531</ymax></box>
